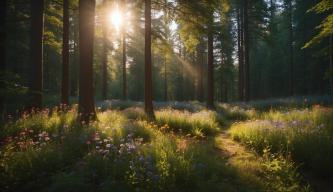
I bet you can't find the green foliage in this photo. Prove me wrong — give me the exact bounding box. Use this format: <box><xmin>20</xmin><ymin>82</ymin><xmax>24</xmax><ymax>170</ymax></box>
<box><xmin>304</xmin><ymin>0</ymin><xmax>333</xmax><ymax>47</ymax></box>
<box><xmin>0</xmin><ymin>107</ymin><xmax>212</xmax><ymax>191</ymax></box>
<box><xmin>261</xmin><ymin>152</ymin><xmax>310</xmax><ymax>192</ymax></box>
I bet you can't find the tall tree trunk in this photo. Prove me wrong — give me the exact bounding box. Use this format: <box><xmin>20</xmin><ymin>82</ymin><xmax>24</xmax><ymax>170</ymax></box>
<box><xmin>196</xmin><ymin>41</ymin><xmax>204</xmax><ymax>102</ymax></box>
<box><xmin>121</xmin><ymin>0</ymin><xmax>127</xmax><ymax>100</ymax></box>
<box><xmin>183</xmin><ymin>50</ymin><xmax>187</xmax><ymax>100</ymax></box>
<box><xmin>61</xmin><ymin>0</ymin><xmax>69</xmax><ymax>105</ymax></box>
<box><xmin>179</xmin><ymin>43</ymin><xmax>184</xmax><ymax>101</ymax></box>
<box><xmin>164</xmin><ymin>56</ymin><xmax>167</xmax><ymax>101</ymax></box>
<box><xmin>0</xmin><ymin>0</ymin><xmax>7</xmax><ymax>119</ymax></box>
<box><xmin>207</xmin><ymin>29</ymin><xmax>215</xmax><ymax>109</ymax></box>
<box><xmin>79</xmin><ymin>0</ymin><xmax>96</xmax><ymax>122</ymax></box>
<box><xmin>71</xmin><ymin>10</ymin><xmax>79</xmax><ymax>97</ymax></box>
<box><xmin>101</xmin><ymin>0</ymin><xmax>108</xmax><ymax>100</ymax></box>
<box><xmin>30</xmin><ymin>0</ymin><xmax>44</xmax><ymax>109</ymax></box>
<box><xmin>243</xmin><ymin>0</ymin><xmax>250</xmax><ymax>102</ymax></box>
<box><xmin>122</xmin><ymin>28</ymin><xmax>127</xmax><ymax>100</ymax></box>
<box><xmin>237</xmin><ymin>5</ymin><xmax>244</xmax><ymax>101</ymax></box>
<box><xmin>102</xmin><ymin>32</ymin><xmax>108</xmax><ymax>100</ymax></box>
<box><xmin>329</xmin><ymin>34</ymin><xmax>333</xmax><ymax>94</ymax></box>
<box><xmin>288</xmin><ymin>0</ymin><xmax>294</xmax><ymax>96</ymax></box>
<box><xmin>144</xmin><ymin>0</ymin><xmax>155</xmax><ymax>119</ymax></box>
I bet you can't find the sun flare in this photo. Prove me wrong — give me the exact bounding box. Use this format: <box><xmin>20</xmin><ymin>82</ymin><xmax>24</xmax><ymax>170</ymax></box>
<box><xmin>109</xmin><ymin>8</ymin><xmax>123</xmax><ymax>31</ymax></box>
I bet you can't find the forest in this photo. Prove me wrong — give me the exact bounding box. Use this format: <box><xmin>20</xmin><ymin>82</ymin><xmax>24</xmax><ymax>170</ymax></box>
<box><xmin>0</xmin><ymin>0</ymin><xmax>332</xmax><ymax>191</ymax></box>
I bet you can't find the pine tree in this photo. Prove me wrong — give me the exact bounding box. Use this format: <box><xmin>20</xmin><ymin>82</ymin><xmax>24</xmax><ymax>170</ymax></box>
<box><xmin>144</xmin><ymin>0</ymin><xmax>155</xmax><ymax>119</ymax></box>
<box><xmin>61</xmin><ymin>0</ymin><xmax>70</xmax><ymax>105</ymax></box>
<box><xmin>78</xmin><ymin>0</ymin><xmax>96</xmax><ymax>122</ymax></box>
<box><xmin>30</xmin><ymin>0</ymin><xmax>44</xmax><ymax>109</ymax></box>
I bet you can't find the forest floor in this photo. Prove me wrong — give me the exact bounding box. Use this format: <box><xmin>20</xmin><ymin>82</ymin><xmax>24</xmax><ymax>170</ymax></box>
<box><xmin>0</xmin><ymin>96</ymin><xmax>332</xmax><ymax>191</ymax></box>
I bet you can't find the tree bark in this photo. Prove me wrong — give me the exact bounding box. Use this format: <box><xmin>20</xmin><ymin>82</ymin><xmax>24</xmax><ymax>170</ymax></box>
<box><xmin>144</xmin><ymin>0</ymin><xmax>155</xmax><ymax>119</ymax></box>
<box><xmin>101</xmin><ymin>0</ymin><xmax>108</xmax><ymax>100</ymax></box>
<box><xmin>207</xmin><ymin>29</ymin><xmax>215</xmax><ymax>109</ymax></box>
<box><xmin>179</xmin><ymin>42</ymin><xmax>184</xmax><ymax>101</ymax></box>
<box><xmin>237</xmin><ymin>5</ymin><xmax>244</xmax><ymax>101</ymax></box>
<box><xmin>196</xmin><ymin>41</ymin><xmax>204</xmax><ymax>102</ymax></box>
<box><xmin>164</xmin><ymin>56</ymin><xmax>167</xmax><ymax>101</ymax></box>
<box><xmin>30</xmin><ymin>0</ymin><xmax>44</xmax><ymax>109</ymax></box>
<box><xmin>243</xmin><ymin>0</ymin><xmax>250</xmax><ymax>102</ymax></box>
<box><xmin>70</xmin><ymin>10</ymin><xmax>79</xmax><ymax>97</ymax></box>
<box><xmin>329</xmin><ymin>34</ymin><xmax>333</xmax><ymax>94</ymax></box>
<box><xmin>0</xmin><ymin>0</ymin><xmax>7</xmax><ymax>119</ymax></box>
<box><xmin>61</xmin><ymin>0</ymin><xmax>70</xmax><ymax>105</ymax></box>
<box><xmin>288</xmin><ymin>0</ymin><xmax>294</xmax><ymax>96</ymax></box>
<box><xmin>79</xmin><ymin>0</ymin><xmax>96</xmax><ymax>122</ymax></box>
<box><xmin>121</xmin><ymin>0</ymin><xmax>127</xmax><ymax>100</ymax></box>
<box><xmin>122</xmin><ymin>27</ymin><xmax>127</xmax><ymax>100</ymax></box>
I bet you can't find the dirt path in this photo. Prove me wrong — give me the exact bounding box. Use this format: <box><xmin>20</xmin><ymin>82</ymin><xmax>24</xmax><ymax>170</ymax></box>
<box><xmin>216</xmin><ymin>130</ymin><xmax>332</xmax><ymax>192</ymax></box>
<box><xmin>214</xmin><ymin>131</ymin><xmax>267</xmax><ymax>189</ymax></box>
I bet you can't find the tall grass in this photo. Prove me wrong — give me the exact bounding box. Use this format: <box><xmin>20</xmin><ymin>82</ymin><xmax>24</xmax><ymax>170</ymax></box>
<box><xmin>230</xmin><ymin>106</ymin><xmax>333</xmax><ymax>176</ymax></box>
<box><xmin>217</xmin><ymin>103</ymin><xmax>257</xmax><ymax>120</ymax></box>
<box><xmin>0</xmin><ymin>104</ymin><xmax>315</xmax><ymax>191</ymax></box>
<box><xmin>155</xmin><ymin>109</ymin><xmax>221</xmax><ymax>137</ymax></box>
<box><xmin>0</xmin><ymin>107</ymin><xmax>235</xmax><ymax>191</ymax></box>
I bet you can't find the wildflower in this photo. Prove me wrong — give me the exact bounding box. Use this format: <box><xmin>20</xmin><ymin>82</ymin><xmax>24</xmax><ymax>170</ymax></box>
<box><xmin>103</xmin><ymin>150</ymin><xmax>109</xmax><ymax>154</ymax></box>
<box><xmin>106</xmin><ymin>144</ymin><xmax>111</xmax><ymax>148</ymax></box>
<box><xmin>96</xmin><ymin>146</ymin><xmax>100</xmax><ymax>149</ymax></box>
<box><xmin>45</xmin><ymin>137</ymin><xmax>50</xmax><ymax>141</ymax></box>
<box><xmin>86</xmin><ymin>140</ymin><xmax>91</xmax><ymax>145</ymax></box>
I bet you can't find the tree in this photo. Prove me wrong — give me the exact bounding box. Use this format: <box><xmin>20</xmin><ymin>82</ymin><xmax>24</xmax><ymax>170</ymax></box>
<box><xmin>196</xmin><ymin>40</ymin><xmax>204</xmax><ymax>102</ymax></box>
<box><xmin>207</xmin><ymin>24</ymin><xmax>214</xmax><ymax>109</ymax></box>
<box><xmin>243</xmin><ymin>0</ymin><xmax>250</xmax><ymax>101</ymax></box>
<box><xmin>122</xmin><ymin>0</ymin><xmax>127</xmax><ymax>100</ymax></box>
<box><xmin>303</xmin><ymin>0</ymin><xmax>333</xmax><ymax>93</ymax></box>
<box><xmin>61</xmin><ymin>0</ymin><xmax>70</xmax><ymax>105</ymax></box>
<box><xmin>30</xmin><ymin>0</ymin><xmax>44</xmax><ymax>109</ymax></box>
<box><xmin>237</xmin><ymin>2</ymin><xmax>244</xmax><ymax>101</ymax></box>
<box><xmin>78</xmin><ymin>0</ymin><xmax>96</xmax><ymax>122</ymax></box>
<box><xmin>303</xmin><ymin>0</ymin><xmax>333</xmax><ymax>47</ymax></box>
<box><xmin>144</xmin><ymin>0</ymin><xmax>155</xmax><ymax>119</ymax></box>
<box><xmin>101</xmin><ymin>0</ymin><xmax>108</xmax><ymax>100</ymax></box>
<box><xmin>286</xmin><ymin>0</ymin><xmax>294</xmax><ymax>96</ymax></box>
<box><xmin>0</xmin><ymin>0</ymin><xmax>7</xmax><ymax>118</ymax></box>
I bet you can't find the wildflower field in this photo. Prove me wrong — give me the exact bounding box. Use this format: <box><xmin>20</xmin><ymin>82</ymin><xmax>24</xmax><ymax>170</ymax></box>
<box><xmin>0</xmin><ymin>97</ymin><xmax>332</xmax><ymax>192</ymax></box>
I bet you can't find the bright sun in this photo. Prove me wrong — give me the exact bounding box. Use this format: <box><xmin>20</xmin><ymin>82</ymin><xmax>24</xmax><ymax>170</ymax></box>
<box><xmin>109</xmin><ymin>8</ymin><xmax>123</xmax><ymax>31</ymax></box>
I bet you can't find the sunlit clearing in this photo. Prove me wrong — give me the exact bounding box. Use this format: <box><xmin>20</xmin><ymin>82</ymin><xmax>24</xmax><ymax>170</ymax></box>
<box><xmin>109</xmin><ymin>8</ymin><xmax>122</xmax><ymax>31</ymax></box>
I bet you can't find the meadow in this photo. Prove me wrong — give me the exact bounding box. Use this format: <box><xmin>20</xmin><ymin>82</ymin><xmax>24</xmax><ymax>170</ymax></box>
<box><xmin>0</xmin><ymin>96</ymin><xmax>332</xmax><ymax>192</ymax></box>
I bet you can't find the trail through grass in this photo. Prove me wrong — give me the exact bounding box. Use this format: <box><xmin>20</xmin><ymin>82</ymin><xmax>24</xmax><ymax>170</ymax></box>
<box><xmin>1</xmin><ymin>99</ymin><xmax>332</xmax><ymax>191</ymax></box>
